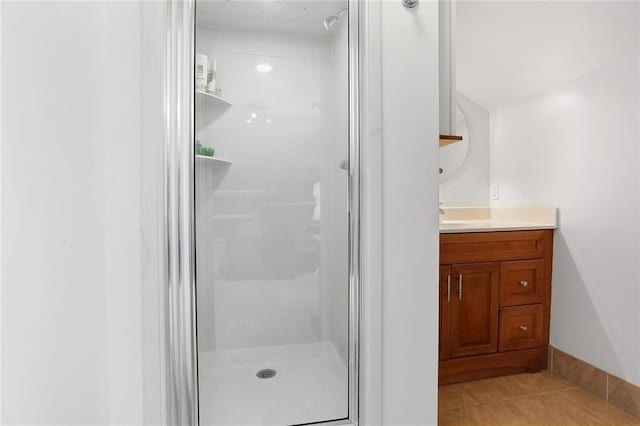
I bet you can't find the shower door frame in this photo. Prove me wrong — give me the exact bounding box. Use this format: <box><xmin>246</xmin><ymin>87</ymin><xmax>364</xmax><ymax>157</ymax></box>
<box><xmin>163</xmin><ymin>0</ymin><xmax>362</xmax><ymax>425</ymax></box>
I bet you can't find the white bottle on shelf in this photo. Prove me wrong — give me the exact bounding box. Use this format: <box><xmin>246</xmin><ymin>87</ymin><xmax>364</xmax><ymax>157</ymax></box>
<box><xmin>196</xmin><ymin>54</ymin><xmax>208</xmax><ymax>91</ymax></box>
<box><xmin>207</xmin><ymin>58</ymin><xmax>217</xmax><ymax>94</ymax></box>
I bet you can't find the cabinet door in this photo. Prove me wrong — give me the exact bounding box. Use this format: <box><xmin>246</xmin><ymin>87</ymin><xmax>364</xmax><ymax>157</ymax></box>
<box><xmin>450</xmin><ymin>262</ymin><xmax>500</xmax><ymax>358</ymax></box>
<box><xmin>439</xmin><ymin>265</ymin><xmax>452</xmax><ymax>361</ymax></box>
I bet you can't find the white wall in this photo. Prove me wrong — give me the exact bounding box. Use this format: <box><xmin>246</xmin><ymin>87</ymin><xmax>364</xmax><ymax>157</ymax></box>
<box><xmin>1</xmin><ymin>1</ymin><xmax>144</xmax><ymax>423</ymax></box>
<box><xmin>491</xmin><ymin>2</ymin><xmax>640</xmax><ymax>386</ymax></box>
<box><xmin>380</xmin><ymin>1</ymin><xmax>439</xmax><ymax>424</ymax></box>
<box><xmin>102</xmin><ymin>3</ymin><xmax>144</xmax><ymax>423</ymax></box>
<box><xmin>0</xmin><ymin>1</ymin><xmax>3</xmax><ymax>420</ymax></box>
<box><xmin>140</xmin><ymin>2</ymin><xmax>167</xmax><ymax>424</ymax></box>
<box><xmin>440</xmin><ymin>93</ymin><xmax>490</xmax><ymax>206</ymax></box>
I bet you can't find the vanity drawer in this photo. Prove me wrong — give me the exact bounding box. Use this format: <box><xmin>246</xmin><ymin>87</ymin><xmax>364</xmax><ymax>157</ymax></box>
<box><xmin>498</xmin><ymin>304</ymin><xmax>543</xmax><ymax>352</ymax></box>
<box><xmin>500</xmin><ymin>259</ymin><xmax>545</xmax><ymax>306</ymax></box>
<box><xmin>440</xmin><ymin>230</ymin><xmax>549</xmax><ymax>264</ymax></box>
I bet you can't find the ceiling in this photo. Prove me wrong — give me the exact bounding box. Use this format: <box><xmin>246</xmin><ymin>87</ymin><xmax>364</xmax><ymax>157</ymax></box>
<box><xmin>456</xmin><ymin>1</ymin><xmax>639</xmax><ymax>110</ymax></box>
<box><xmin>197</xmin><ymin>1</ymin><xmax>638</xmax><ymax>108</ymax></box>
<box><xmin>197</xmin><ymin>0</ymin><xmax>347</xmax><ymax>37</ymax></box>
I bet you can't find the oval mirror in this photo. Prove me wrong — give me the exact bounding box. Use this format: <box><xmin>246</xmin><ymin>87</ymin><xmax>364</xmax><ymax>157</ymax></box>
<box><xmin>439</xmin><ymin>104</ymin><xmax>469</xmax><ymax>182</ymax></box>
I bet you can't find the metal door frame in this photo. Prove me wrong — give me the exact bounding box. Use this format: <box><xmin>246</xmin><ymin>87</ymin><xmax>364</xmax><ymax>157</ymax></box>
<box><xmin>163</xmin><ymin>1</ymin><xmax>361</xmax><ymax>424</ymax></box>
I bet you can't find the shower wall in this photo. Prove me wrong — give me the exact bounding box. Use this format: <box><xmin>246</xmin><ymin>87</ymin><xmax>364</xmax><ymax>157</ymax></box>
<box><xmin>320</xmin><ymin>18</ymin><xmax>349</xmax><ymax>365</ymax></box>
<box><xmin>195</xmin><ymin>26</ymin><xmax>348</xmax><ymax>361</ymax></box>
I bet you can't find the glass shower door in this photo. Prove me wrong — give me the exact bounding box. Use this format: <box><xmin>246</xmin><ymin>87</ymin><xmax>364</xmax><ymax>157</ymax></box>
<box><xmin>194</xmin><ymin>1</ymin><xmax>354</xmax><ymax>424</ymax></box>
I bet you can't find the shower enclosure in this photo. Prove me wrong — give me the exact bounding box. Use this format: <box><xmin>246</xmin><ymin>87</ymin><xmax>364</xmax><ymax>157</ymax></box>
<box><xmin>164</xmin><ymin>1</ymin><xmax>360</xmax><ymax>424</ymax></box>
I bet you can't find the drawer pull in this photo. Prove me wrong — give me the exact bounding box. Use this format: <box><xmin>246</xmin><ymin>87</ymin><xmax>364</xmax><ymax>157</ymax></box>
<box><xmin>447</xmin><ymin>275</ymin><xmax>451</xmax><ymax>302</ymax></box>
<box><xmin>519</xmin><ymin>325</ymin><xmax>529</xmax><ymax>332</ymax></box>
<box><xmin>520</xmin><ymin>280</ymin><xmax>529</xmax><ymax>287</ymax></box>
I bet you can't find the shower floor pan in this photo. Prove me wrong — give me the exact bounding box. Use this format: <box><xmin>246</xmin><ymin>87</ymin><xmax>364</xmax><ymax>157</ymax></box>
<box><xmin>199</xmin><ymin>341</ymin><xmax>348</xmax><ymax>426</ymax></box>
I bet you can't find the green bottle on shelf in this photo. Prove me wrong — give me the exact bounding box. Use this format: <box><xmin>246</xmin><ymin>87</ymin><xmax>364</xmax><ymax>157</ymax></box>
<box><xmin>196</xmin><ymin>141</ymin><xmax>215</xmax><ymax>157</ymax></box>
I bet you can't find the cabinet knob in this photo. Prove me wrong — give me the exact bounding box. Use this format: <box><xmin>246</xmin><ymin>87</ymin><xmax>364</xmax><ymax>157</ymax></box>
<box><xmin>519</xmin><ymin>325</ymin><xmax>528</xmax><ymax>332</ymax></box>
<box><xmin>520</xmin><ymin>280</ymin><xmax>529</xmax><ymax>287</ymax></box>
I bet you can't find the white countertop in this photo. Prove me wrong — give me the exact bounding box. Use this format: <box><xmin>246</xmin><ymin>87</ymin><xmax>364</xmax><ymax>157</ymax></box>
<box><xmin>439</xmin><ymin>207</ymin><xmax>558</xmax><ymax>233</ymax></box>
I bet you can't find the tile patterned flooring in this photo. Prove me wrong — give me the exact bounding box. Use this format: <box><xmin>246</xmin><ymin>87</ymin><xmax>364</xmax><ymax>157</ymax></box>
<box><xmin>439</xmin><ymin>371</ymin><xmax>640</xmax><ymax>425</ymax></box>
<box><xmin>550</xmin><ymin>346</ymin><xmax>640</xmax><ymax>419</ymax></box>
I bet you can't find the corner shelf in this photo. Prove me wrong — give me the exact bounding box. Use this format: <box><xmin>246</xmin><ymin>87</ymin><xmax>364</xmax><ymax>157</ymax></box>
<box><xmin>196</xmin><ymin>90</ymin><xmax>232</xmax><ymax>108</ymax></box>
<box><xmin>439</xmin><ymin>134</ymin><xmax>463</xmax><ymax>148</ymax></box>
<box><xmin>196</xmin><ymin>155</ymin><xmax>232</xmax><ymax>167</ymax></box>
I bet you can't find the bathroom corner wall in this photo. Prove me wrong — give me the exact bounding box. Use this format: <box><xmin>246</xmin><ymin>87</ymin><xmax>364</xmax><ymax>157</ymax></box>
<box><xmin>379</xmin><ymin>1</ymin><xmax>440</xmax><ymax>424</ymax></box>
<box><xmin>101</xmin><ymin>3</ymin><xmax>144</xmax><ymax>424</ymax></box>
<box><xmin>491</xmin><ymin>1</ymin><xmax>640</xmax><ymax>387</ymax></box>
<box><xmin>140</xmin><ymin>1</ymin><xmax>166</xmax><ymax>424</ymax></box>
<box><xmin>2</xmin><ymin>3</ymin><xmax>111</xmax><ymax>423</ymax></box>
<box><xmin>2</xmin><ymin>1</ymin><xmax>145</xmax><ymax>424</ymax></box>
<box><xmin>439</xmin><ymin>93</ymin><xmax>490</xmax><ymax>206</ymax></box>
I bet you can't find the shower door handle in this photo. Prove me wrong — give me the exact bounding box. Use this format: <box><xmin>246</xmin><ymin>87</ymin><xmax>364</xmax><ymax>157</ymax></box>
<box><xmin>339</xmin><ymin>159</ymin><xmax>349</xmax><ymax>171</ymax></box>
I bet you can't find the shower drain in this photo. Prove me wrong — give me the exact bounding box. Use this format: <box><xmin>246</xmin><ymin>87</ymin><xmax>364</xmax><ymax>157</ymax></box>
<box><xmin>256</xmin><ymin>368</ymin><xmax>277</xmax><ymax>379</ymax></box>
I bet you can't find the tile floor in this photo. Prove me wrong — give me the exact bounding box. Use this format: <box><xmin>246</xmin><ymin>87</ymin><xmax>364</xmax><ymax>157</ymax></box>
<box><xmin>439</xmin><ymin>371</ymin><xmax>640</xmax><ymax>425</ymax></box>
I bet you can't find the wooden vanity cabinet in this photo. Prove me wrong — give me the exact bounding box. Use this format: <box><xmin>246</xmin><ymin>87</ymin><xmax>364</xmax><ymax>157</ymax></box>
<box><xmin>449</xmin><ymin>262</ymin><xmax>500</xmax><ymax>359</ymax></box>
<box><xmin>439</xmin><ymin>230</ymin><xmax>553</xmax><ymax>385</ymax></box>
<box><xmin>439</xmin><ymin>266</ymin><xmax>451</xmax><ymax>361</ymax></box>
